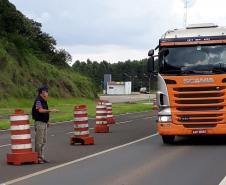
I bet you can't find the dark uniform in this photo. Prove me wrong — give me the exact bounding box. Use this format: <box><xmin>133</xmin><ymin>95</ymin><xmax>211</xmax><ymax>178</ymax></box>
<box><xmin>32</xmin><ymin>95</ymin><xmax>49</xmax><ymax>161</ymax></box>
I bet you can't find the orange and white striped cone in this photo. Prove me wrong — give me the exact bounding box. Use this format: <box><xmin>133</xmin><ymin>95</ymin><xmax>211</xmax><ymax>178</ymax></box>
<box><xmin>105</xmin><ymin>101</ymin><xmax>115</xmax><ymax>124</ymax></box>
<box><xmin>95</xmin><ymin>101</ymin><xmax>109</xmax><ymax>133</ymax></box>
<box><xmin>70</xmin><ymin>105</ymin><xmax>94</xmax><ymax>145</ymax></box>
<box><xmin>7</xmin><ymin>109</ymin><xmax>38</xmax><ymax>165</ymax></box>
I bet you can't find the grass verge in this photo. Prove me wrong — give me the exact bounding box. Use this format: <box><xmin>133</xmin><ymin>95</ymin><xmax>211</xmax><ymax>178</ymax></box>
<box><xmin>0</xmin><ymin>98</ymin><xmax>152</xmax><ymax>129</ymax></box>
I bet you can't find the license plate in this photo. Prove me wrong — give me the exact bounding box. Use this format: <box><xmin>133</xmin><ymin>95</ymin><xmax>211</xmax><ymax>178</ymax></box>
<box><xmin>192</xmin><ymin>130</ymin><xmax>207</xmax><ymax>135</ymax></box>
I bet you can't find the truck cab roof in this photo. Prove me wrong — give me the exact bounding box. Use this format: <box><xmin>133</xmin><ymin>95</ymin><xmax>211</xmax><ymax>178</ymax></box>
<box><xmin>161</xmin><ymin>23</ymin><xmax>226</xmax><ymax>39</ymax></box>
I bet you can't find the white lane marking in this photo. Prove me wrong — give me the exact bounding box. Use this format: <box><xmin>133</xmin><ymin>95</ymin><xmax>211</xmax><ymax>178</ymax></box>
<box><xmin>0</xmin><ymin>144</ymin><xmax>11</xmax><ymax>148</ymax></box>
<box><xmin>1</xmin><ymin>115</ymin><xmax>155</xmax><ymax>147</ymax></box>
<box><xmin>116</xmin><ymin>116</ymin><xmax>153</xmax><ymax>125</ymax></box>
<box><xmin>0</xmin><ymin>130</ymin><xmax>8</xmax><ymax>132</ymax></box>
<box><xmin>67</xmin><ymin>131</ymin><xmax>73</xmax><ymax>134</ymax></box>
<box><xmin>50</xmin><ymin>120</ymin><xmax>72</xmax><ymax>125</ymax></box>
<box><xmin>116</xmin><ymin>110</ymin><xmax>149</xmax><ymax>116</ymax></box>
<box><xmin>2</xmin><ymin>133</ymin><xmax>158</xmax><ymax>185</ymax></box>
<box><xmin>55</xmin><ymin>109</ymin><xmax>150</xmax><ymax>124</ymax></box>
<box><xmin>219</xmin><ymin>176</ymin><xmax>226</xmax><ymax>185</ymax></box>
<box><xmin>116</xmin><ymin>120</ymin><xmax>133</xmax><ymax>125</ymax></box>
<box><xmin>0</xmin><ymin>111</ymin><xmax>151</xmax><ymax>131</ymax></box>
<box><xmin>66</xmin><ymin>117</ymin><xmax>151</xmax><ymax>134</ymax></box>
<box><xmin>142</xmin><ymin>116</ymin><xmax>153</xmax><ymax>120</ymax></box>
<box><xmin>1</xmin><ymin>114</ymin><xmax>155</xmax><ymax>146</ymax></box>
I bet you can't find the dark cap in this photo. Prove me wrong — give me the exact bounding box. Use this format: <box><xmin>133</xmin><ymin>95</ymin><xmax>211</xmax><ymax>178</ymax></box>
<box><xmin>38</xmin><ymin>85</ymin><xmax>48</xmax><ymax>94</ymax></box>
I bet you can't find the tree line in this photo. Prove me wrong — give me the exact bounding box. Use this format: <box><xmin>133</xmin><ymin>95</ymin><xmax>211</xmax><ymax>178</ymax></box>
<box><xmin>72</xmin><ymin>59</ymin><xmax>157</xmax><ymax>92</ymax></box>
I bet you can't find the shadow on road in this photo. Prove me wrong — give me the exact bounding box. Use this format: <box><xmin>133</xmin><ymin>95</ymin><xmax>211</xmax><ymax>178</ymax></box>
<box><xmin>171</xmin><ymin>135</ymin><xmax>226</xmax><ymax>146</ymax></box>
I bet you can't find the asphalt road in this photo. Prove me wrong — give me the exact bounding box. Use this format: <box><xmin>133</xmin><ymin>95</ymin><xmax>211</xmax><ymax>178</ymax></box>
<box><xmin>2</xmin><ymin>111</ymin><xmax>226</xmax><ymax>185</ymax></box>
<box><xmin>0</xmin><ymin>111</ymin><xmax>155</xmax><ymax>184</ymax></box>
<box><xmin>100</xmin><ymin>93</ymin><xmax>155</xmax><ymax>103</ymax></box>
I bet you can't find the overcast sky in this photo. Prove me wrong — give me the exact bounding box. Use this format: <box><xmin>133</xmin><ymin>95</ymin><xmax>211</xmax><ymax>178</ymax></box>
<box><xmin>9</xmin><ymin>0</ymin><xmax>226</xmax><ymax>63</ymax></box>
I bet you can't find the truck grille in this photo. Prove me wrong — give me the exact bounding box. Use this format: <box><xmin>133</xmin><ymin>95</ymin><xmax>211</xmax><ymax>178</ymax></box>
<box><xmin>172</xmin><ymin>86</ymin><xmax>226</xmax><ymax>125</ymax></box>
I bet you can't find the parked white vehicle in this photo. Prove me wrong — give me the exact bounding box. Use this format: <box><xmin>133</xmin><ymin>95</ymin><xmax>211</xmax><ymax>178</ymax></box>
<box><xmin>140</xmin><ymin>87</ymin><xmax>148</xmax><ymax>94</ymax></box>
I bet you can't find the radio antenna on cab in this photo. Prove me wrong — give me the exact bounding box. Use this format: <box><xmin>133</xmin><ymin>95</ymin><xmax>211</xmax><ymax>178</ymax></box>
<box><xmin>184</xmin><ymin>0</ymin><xmax>188</xmax><ymax>27</ymax></box>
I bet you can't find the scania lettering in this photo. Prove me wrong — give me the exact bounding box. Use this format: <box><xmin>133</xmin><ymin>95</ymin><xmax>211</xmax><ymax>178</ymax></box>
<box><xmin>183</xmin><ymin>78</ymin><xmax>215</xmax><ymax>84</ymax></box>
<box><xmin>148</xmin><ymin>23</ymin><xmax>226</xmax><ymax>144</ymax></box>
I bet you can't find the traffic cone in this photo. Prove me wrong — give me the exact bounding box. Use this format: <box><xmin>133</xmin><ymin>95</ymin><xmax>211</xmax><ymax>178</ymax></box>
<box><xmin>95</xmin><ymin>101</ymin><xmax>109</xmax><ymax>133</ymax></box>
<box><xmin>70</xmin><ymin>105</ymin><xmax>94</xmax><ymax>145</ymax></box>
<box><xmin>105</xmin><ymin>101</ymin><xmax>115</xmax><ymax>124</ymax></box>
<box><xmin>7</xmin><ymin>109</ymin><xmax>38</xmax><ymax>165</ymax></box>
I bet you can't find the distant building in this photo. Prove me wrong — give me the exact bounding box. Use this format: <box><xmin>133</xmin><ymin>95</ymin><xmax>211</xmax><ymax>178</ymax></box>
<box><xmin>107</xmin><ymin>81</ymin><xmax>131</xmax><ymax>95</ymax></box>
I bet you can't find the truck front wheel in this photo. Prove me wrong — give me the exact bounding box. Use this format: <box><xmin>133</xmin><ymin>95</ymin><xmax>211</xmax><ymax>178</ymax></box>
<box><xmin>162</xmin><ymin>135</ymin><xmax>175</xmax><ymax>144</ymax></box>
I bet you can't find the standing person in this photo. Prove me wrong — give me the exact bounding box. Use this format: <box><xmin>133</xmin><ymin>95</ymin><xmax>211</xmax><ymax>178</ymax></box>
<box><xmin>32</xmin><ymin>85</ymin><xmax>58</xmax><ymax>164</ymax></box>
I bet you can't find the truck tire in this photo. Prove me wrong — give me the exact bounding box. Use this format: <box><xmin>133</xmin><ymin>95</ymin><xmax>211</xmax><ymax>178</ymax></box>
<box><xmin>162</xmin><ymin>135</ymin><xmax>175</xmax><ymax>144</ymax></box>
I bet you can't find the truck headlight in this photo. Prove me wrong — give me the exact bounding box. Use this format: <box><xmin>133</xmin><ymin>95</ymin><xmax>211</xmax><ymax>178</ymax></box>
<box><xmin>158</xmin><ymin>115</ymin><xmax>172</xmax><ymax>122</ymax></box>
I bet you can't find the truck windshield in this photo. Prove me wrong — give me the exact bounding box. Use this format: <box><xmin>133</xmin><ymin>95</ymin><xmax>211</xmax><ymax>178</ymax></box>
<box><xmin>159</xmin><ymin>44</ymin><xmax>226</xmax><ymax>75</ymax></box>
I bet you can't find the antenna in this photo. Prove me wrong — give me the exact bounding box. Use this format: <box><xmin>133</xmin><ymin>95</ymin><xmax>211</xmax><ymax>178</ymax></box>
<box><xmin>184</xmin><ymin>0</ymin><xmax>188</xmax><ymax>27</ymax></box>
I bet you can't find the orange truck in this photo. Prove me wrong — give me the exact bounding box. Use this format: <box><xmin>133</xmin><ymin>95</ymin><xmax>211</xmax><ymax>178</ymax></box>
<box><xmin>148</xmin><ymin>23</ymin><xmax>226</xmax><ymax>144</ymax></box>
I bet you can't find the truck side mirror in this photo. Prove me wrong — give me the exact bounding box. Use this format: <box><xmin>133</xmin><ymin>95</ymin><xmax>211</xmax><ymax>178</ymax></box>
<box><xmin>148</xmin><ymin>49</ymin><xmax>154</xmax><ymax>57</ymax></box>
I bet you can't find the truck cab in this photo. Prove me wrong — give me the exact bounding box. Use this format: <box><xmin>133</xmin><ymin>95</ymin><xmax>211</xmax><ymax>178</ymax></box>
<box><xmin>149</xmin><ymin>23</ymin><xmax>226</xmax><ymax>144</ymax></box>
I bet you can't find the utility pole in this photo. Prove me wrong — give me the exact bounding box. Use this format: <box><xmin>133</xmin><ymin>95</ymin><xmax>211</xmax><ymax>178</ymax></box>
<box><xmin>148</xmin><ymin>74</ymin><xmax>151</xmax><ymax>103</ymax></box>
<box><xmin>144</xmin><ymin>74</ymin><xmax>151</xmax><ymax>103</ymax></box>
<box><xmin>184</xmin><ymin>0</ymin><xmax>188</xmax><ymax>27</ymax></box>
